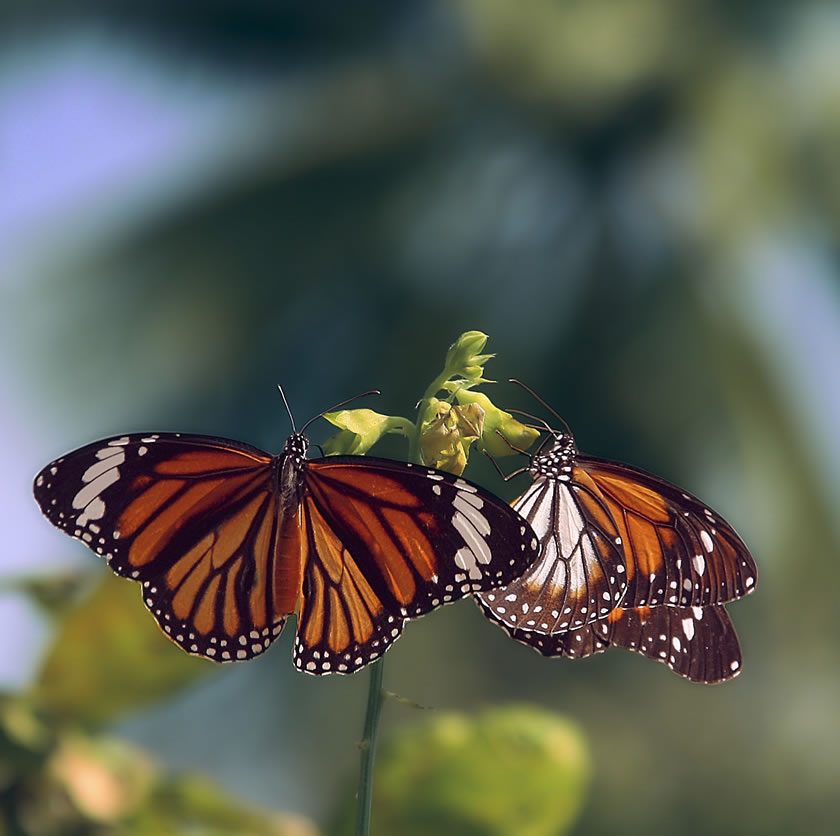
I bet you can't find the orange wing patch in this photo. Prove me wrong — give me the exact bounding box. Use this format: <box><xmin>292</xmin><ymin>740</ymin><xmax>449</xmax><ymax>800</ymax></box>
<box><xmin>305</xmin><ymin>470</ymin><xmax>423</xmax><ymax>604</ymax></box>
<box><xmin>118</xmin><ymin>479</ymin><xmax>184</xmax><ymax>537</ymax></box>
<box><xmin>380</xmin><ymin>506</ymin><xmax>439</xmax><ymax>583</ymax></box>
<box><xmin>311</xmin><ymin>464</ymin><xmax>424</xmax><ymax>508</ymax></box>
<box><xmin>295</xmin><ymin>497</ymin><xmax>391</xmax><ymax>674</ymax></box>
<box><xmin>586</xmin><ymin>469</ymin><xmax>670</xmax><ymax>522</ymax></box>
<box><xmin>154</xmin><ymin>448</ymin><xmax>270</xmax><ymax>475</ymax></box>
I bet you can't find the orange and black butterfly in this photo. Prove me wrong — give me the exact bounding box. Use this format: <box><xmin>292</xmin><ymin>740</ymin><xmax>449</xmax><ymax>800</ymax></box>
<box><xmin>33</xmin><ymin>397</ymin><xmax>539</xmax><ymax>676</ymax></box>
<box><xmin>476</xmin><ymin>384</ymin><xmax>757</xmax><ymax>683</ymax></box>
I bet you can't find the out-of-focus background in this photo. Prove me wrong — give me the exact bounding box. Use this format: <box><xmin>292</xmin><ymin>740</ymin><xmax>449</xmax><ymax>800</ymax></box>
<box><xmin>2</xmin><ymin>2</ymin><xmax>839</xmax><ymax>834</ymax></box>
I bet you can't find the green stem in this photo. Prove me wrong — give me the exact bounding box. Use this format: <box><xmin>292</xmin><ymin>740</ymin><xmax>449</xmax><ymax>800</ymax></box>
<box><xmin>408</xmin><ymin>369</ymin><xmax>451</xmax><ymax>465</ymax></box>
<box><xmin>356</xmin><ymin>658</ymin><xmax>385</xmax><ymax>836</ymax></box>
<box><xmin>356</xmin><ymin>380</ymin><xmax>444</xmax><ymax>834</ymax></box>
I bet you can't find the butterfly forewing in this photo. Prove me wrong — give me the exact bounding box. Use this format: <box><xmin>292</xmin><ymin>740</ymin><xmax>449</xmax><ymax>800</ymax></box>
<box><xmin>292</xmin><ymin>457</ymin><xmax>540</xmax><ymax>674</ymax></box>
<box><xmin>33</xmin><ymin>433</ymin><xmax>293</xmax><ymax>662</ymax></box>
<box><xmin>478</xmin><ymin>438</ymin><xmax>756</xmax><ymax>635</ymax></box>
<box><xmin>35</xmin><ymin>431</ymin><xmax>539</xmax><ymax>675</ymax></box>
<box><xmin>486</xmin><ymin>602</ymin><xmax>742</xmax><ymax>684</ymax></box>
<box><xmin>577</xmin><ymin>458</ymin><xmax>757</xmax><ymax>609</ymax></box>
<box><xmin>478</xmin><ymin>477</ymin><xmax>628</xmax><ymax>635</ymax></box>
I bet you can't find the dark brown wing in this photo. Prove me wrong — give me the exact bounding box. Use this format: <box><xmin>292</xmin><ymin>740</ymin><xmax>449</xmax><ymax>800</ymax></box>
<box><xmin>483</xmin><ymin>602</ymin><xmax>743</xmax><ymax>684</ymax></box>
<box><xmin>293</xmin><ymin>457</ymin><xmax>540</xmax><ymax>674</ymax></box>
<box><xmin>34</xmin><ymin>433</ymin><xmax>297</xmax><ymax>662</ymax></box>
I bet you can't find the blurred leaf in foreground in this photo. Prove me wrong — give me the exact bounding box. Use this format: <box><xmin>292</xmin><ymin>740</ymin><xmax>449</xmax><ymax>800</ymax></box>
<box><xmin>31</xmin><ymin>573</ymin><xmax>211</xmax><ymax>726</ymax></box>
<box><xmin>0</xmin><ymin>697</ymin><xmax>315</xmax><ymax>835</ymax></box>
<box><xmin>2</xmin><ymin>569</ymin><xmax>98</xmax><ymax>621</ymax></box>
<box><xmin>329</xmin><ymin>704</ymin><xmax>590</xmax><ymax>836</ymax></box>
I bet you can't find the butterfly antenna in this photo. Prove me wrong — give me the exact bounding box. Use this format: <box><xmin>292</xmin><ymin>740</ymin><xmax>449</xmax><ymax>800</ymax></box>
<box><xmin>483</xmin><ymin>448</ymin><xmax>528</xmax><ymax>483</ymax></box>
<box><xmin>299</xmin><ymin>389</ymin><xmax>381</xmax><ymax>435</ymax></box>
<box><xmin>492</xmin><ymin>429</ymin><xmax>527</xmax><ymax>457</ymax></box>
<box><xmin>508</xmin><ymin>379</ymin><xmax>574</xmax><ymax>437</ymax></box>
<box><xmin>507</xmin><ymin>408</ymin><xmax>555</xmax><ymax>436</ymax></box>
<box><xmin>276</xmin><ymin>384</ymin><xmax>297</xmax><ymax>433</ymax></box>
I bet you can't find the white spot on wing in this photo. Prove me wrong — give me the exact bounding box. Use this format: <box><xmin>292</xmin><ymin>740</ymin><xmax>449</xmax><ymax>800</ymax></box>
<box><xmin>452</xmin><ymin>495</ymin><xmax>491</xmax><ymax>537</ymax></box>
<box><xmin>458</xmin><ymin>491</ymin><xmax>484</xmax><ymax>510</ymax></box>
<box><xmin>454</xmin><ymin>547</ymin><xmax>482</xmax><ymax>580</ymax></box>
<box><xmin>82</xmin><ymin>451</ymin><xmax>125</xmax><ymax>483</ymax></box>
<box><xmin>451</xmin><ymin>512</ymin><xmax>491</xmax><ymax>566</ymax></box>
<box><xmin>77</xmin><ymin>497</ymin><xmax>106</xmax><ymax>527</ymax></box>
<box><xmin>72</xmin><ymin>468</ymin><xmax>120</xmax><ymax>510</ymax></box>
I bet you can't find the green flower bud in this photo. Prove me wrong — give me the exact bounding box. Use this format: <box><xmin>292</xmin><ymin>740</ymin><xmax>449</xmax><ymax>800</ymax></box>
<box><xmin>442</xmin><ymin>331</ymin><xmax>494</xmax><ymax>383</ymax></box>
<box><xmin>419</xmin><ymin>399</ymin><xmax>485</xmax><ymax>475</ymax></box>
<box><xmin>454</xmin><ymin>390</ymin><xmax>540</xmax><ymax>457</ymax></box>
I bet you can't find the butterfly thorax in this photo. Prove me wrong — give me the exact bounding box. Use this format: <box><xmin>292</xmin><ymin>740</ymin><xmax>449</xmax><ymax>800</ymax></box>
<box><xmin>278</xmin><ymin>432</ymin><xmax>310</xmax><ymax>512</ymax></box>
<box><xmin>530</xmin><ymin>433</ymin><xmax>576</xmax><ymax>483</ymax></box>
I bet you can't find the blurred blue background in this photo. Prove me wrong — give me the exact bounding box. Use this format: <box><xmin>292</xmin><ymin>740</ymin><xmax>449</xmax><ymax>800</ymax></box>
<box><xmin>2</xmin><ymin>2</ymin><xmax>839</xmax><ymax>833</ymax></box>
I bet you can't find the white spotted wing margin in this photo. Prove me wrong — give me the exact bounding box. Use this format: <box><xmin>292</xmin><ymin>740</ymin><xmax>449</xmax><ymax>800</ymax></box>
<box><xmin>577</xmin><ymin>457</ymin><xmax>758</xmax><ymax>611</ymax></box>
<box><xmin>289</xmin><ymin>455</ymin><xmax>541</xmax><ymax>675</ymax></box>
<box><xmin>34</xmin><ymin>434</ymin><xmax>540</xmax><ymax>676</ymax></box>
<box><xmin>481</xmin><ymin>601</ymin><xmax>743</xmax><ymax>684</ymax></box>
<box><xmin>476</xmin><ymin>436</ymin><xmax>757</xmax><ymax>639</ymax></box>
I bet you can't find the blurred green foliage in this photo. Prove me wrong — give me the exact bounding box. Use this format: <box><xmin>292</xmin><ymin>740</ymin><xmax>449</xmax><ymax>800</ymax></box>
<box><xmin>31</xmin><ymin>574</ymin><xmax>210</xmax><ymax>728</ymax></box>
<box><xmin>329</xmin><ymin>705</ymin><xmax>589</xmax><ymax>836</ymax></box>
<box><xmin>4</xmin><ymin>1</ymin><xmax>840</xmax><ymax>834</ymax></box>
<box><xmin>0</xmin><ymin>697</ymin><xmax>315</xmax><ymax>835</ymax></box>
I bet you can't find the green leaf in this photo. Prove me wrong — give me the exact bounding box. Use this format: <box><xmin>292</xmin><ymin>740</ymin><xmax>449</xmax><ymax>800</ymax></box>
<box><xmin>329</xmin><ymin>704</ymin><xmax>590</xmax><ymax>836</ymax></box>
<box><xmin>322</xmin><ymin>409</ymin><xmax>411</xmax><ymax>456</ymax></box>
<box><xmin>0</xmin><ymin>700</ymin><xmax>317</xmax><ymax>836</ymax></box>
<box><xmin>31</xmin><ymin>573</ymin><xmax>211</xmax><ymax>726</ymax></box>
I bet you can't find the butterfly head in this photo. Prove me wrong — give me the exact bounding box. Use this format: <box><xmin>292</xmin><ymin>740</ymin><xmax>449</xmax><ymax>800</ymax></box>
<box><xmin>282</xmin><ymin>432</ymin><xmax>311</xmax><ymax>464</ymax></box>
<box><xmin>530</xmin><ymin>430</ymin><xmax>576</xmax><ymax>482</ymax></box>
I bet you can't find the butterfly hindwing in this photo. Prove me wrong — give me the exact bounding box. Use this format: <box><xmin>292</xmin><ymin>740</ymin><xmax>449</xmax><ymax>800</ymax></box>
<box><xmin>293</xmin><ymin>457</ymin><xmax>540</xmax><ymax>674</ymax></box>
<box><xmin>487</xmin><ymin>602</ymin><xmax>742</xmax><ymax>684</ymax></box>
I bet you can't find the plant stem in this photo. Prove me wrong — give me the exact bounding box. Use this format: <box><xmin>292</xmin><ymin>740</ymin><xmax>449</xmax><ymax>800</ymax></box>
<box><xmin>356</xmin><ymin>375</ymin><xmax>443</xmax><ymax>833</ymax></box>
<box><xmin>356</xmin><ymin>658</ymin><xmax>385</xmax><ymax>836</ymax></box>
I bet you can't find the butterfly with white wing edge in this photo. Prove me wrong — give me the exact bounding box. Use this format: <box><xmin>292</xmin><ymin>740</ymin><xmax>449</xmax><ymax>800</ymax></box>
<box><xmin>476</xmin><ymin>382</ymin><xmax>757</xmax><ymax>683</ymax></box>
<box><xmin>33</xmin><ymin>388</ymin><xmax>539</xmax><ymax>676</ymax></box>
